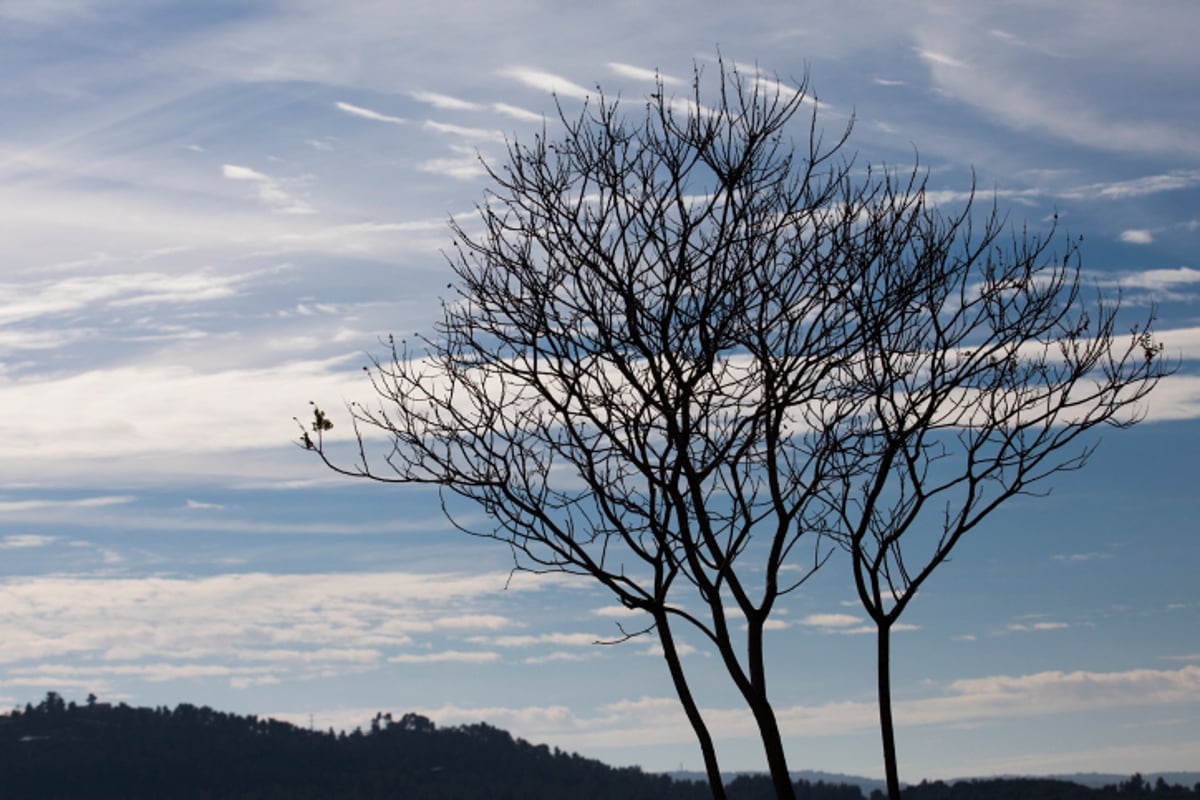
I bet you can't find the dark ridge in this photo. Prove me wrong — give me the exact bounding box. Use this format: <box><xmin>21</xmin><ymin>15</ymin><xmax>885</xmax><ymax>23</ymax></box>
<box><xmin>2</xmin><ymin>693</ymin><xmax>1195</xmax><ymax>799</ymax></box>
<box><xmin>0</xmin><ymin>692</ymin><xmax>863</xmax><ymax>800</ymax></box>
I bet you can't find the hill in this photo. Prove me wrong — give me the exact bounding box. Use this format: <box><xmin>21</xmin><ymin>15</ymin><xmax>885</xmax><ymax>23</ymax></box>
<box><xmin>0</xmin><ymin>692</ymin><xmax>858</xmax><ymax>799</ymax></box>
<box><xmin>1</xmin><ymin>693</ymin><xmax>1195</xmax><ymax>799</ymax></box>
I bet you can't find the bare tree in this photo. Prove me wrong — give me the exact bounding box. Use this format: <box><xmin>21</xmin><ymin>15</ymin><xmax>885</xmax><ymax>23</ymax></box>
<box><xmin>824</xmin><ymin>213</ymin><xmax>1170</xmax><ymax>799</ymax></box>
<box><xmin>300</xmin><ymin>61</ymin><xmax>1167</xmax><ymax>800</ymax></box>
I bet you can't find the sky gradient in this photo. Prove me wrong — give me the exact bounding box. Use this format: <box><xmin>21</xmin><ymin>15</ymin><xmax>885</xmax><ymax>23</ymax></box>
<box><xmin>1</xmin><ymin>0</ymin><xmax>1198</xmax><ymax>782</ymax></box>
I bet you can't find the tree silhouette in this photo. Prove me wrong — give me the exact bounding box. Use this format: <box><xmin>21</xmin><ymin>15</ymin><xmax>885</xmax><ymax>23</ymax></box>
<box><xmin>825</xmin><ymin>210</ymin><xmax>1168</xmax><ymax>798</ymax></box>
<box><xmin>301</xmin><ymin>59</ymin><xmax>1167</xmax><ymax>799</ymax></box>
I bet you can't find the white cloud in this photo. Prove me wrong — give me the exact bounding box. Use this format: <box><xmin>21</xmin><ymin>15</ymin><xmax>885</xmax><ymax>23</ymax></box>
<box><xmin>418</xmin><ymin>144</ymin><xmax>487</xmax><ymax>180</ymax></box>
<box><xmin>1143</xmin><ymin>374</ymin><xmax>1200</xmax><ymax>422</ymax></box>
<box><xmin>591</xmin><ymin>605</ymin><xmax>647</xmax><ymax>619</ymax></box>
<box><xmin>221</xmin><ymin>164</ymin><xmax>314</xmax><ymax>214</ymax></box>
<box><xmin>0</xmin><ymin>268</ymin><xmax>270</xmax><ymax>326</ymax></box>
<box><xmin>1052</xmin><ymin>552</ymin><xmax>1114</xmax><ymax>562</ymax></box>
<box><xmin>490</xmin><ymin>103</ymin><xmax>542</xmax><ymax>122</ymax></box>
<box><xmin>1068</xmin><ymin>171</ymin><xmax>1200</xmax><ymax>200</ymax></box>
<box><xmin>1007</xmin><ymin>622</ymin><xmax>1070</xmax><ymax>632</ymax></box>
<box><xmin>232</xmin><ymin>675</ymin><xmax>282</xmax><ymax>689</ymax></box>
<box><xmin>1111</xmin><ymin>268</ymin><xmax>1200</xmax><ymax>292</ymax></box>
<box><xmin>799</xmin><ymin>613</ymin><xmax>862</xmax><ymax>628</ymax></box>
<box><xmin>410</xmin><ymin>91</ymin><xmax>483</xmax><ymax>111</ymax></box>
<box><xmin>423</xmin><ymin>120</ymin><xmax>505</xmax><ymax>142</ymax></box>
<box><xmin>0</xmin><ymin>357</ymin><xmax>367</xmax><ymax>477</ymax></box>
<box><xmin>834</xmin><ymin>623</ymin><xmax>921</xmax><ymax>636</ymax></box>
<box><xmin>334</xmin><ymin>101</ymin><xmax>406</xmax><ymax>125</ymax></box>
<box><xmin>0</xmin><ymin>534</ymin><xmax>58</xmax><ymax>549</ymax></box>
<box><xmin>473</xmin><ymin>632</ymin><xmax>599</xmax><ymax>648</ymax></box>
<box><xmin>388</xmin><ymin>650</ymin><xmax>500</xmax><ymax>664</ymax></box>
<box><xmin>5</xmin><ymin>662</ymin><xmax>287</xmax><ymax>684</ymax></box>
<box><xmin>918</xmin><ymin>49</ymin><xmax>969</xmax><ymax>69</ymax></box>
<box><xmin>638</xmin><ymin>641</ymin><xmax>697</xmax><ymax>657</ymax></box>
<box><xmin>524</xmin><ymin>651</ymin><xmax>596</xmax><ymax>665</ymax></box>
<box><xmin>371</xmin><ymin>664</ymin><xmax>1200</xmax><ymax>751</ymax></box>
<box><xmin>0</xmin><ymin>496</ymin><xmax>134</xmax><ymax>513</ymax></box>
<box><xmin>185</xmin><ymin>499</ymin><xmax>225</xmax><ymax>510</ymax></box>
<box><xmin>943</xmin><ymin>666</ymin><xmax>1200</xmax><ymax>715</ymax></box>
<box><xmin>502</xmin><ymin>67</ymin><xmax>591</xmax><ymax>100</ymax></box>
<box><xmin>236</xmin><ymin>648</ymin><xmax>383</xmax><ymax>664</ymax></box>
<box><xmin>432</xmin><ymin>614</ymin><xmax>513</xmax><ymax>630</ymax></box>
<box><xmin>607</xmin><ymin>62</ymin><xmax>681</xmax><ymax>85</ymax></box>
<box><xmin>0</xmin><ymin>570</ymin><xmax>568</xmax><ymax>682</ymax></box>
<box><xmin>1119</xmin><ymin>229</ymin><xmax>1154</xmax><ymax>244</ymax></box>
<box><xmin>912</xmin><ymin>8</ymin><xmax>1200</xmax><ymax>158</ymax></box>
<box><xmin>221</xmin><ymin>164</ymin><xmax>269</xmax><ymax>182</ymax></box>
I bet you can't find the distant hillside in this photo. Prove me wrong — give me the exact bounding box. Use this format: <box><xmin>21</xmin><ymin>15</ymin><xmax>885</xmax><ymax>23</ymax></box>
<box><xmin>0</xmin><ymin>693</ymin><xmax>857</xmax><ymax>800</ymax></box>
<box><xmin>671</xmin><ymin>770</ymin><xmax>1200</xmax><ymax>800</ymax></box>
<box><xmin>1</xmin><ymin>693</ymin><xmax>1194</xmax><ymax>799</ymax></box>
<box><xmin>669</xmin><ymin>769</ymin><xmax>888</xmax><ymax>796</ymax></box>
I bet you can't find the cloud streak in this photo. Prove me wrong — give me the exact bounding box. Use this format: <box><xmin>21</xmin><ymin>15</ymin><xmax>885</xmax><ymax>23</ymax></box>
<box><xmin>379</xmin><ymin>664</ymin><xmax>1200</xmax><ymax>751</ymax></box>
<box><xmin>0</xmin><ymin>570</ymin><xmax>571</xmax><ymax>686</ymax></box>
<box><xmin>222</xmin><ymin>164</ymin><xmax>314</xmax><ymax>214</ymax></box>
<box><xmin>502</xmin><ymin>67</ymin><xmax>591</xmax><ymax>99</ymax></box>
<box><xmin>334</xmin><ymin>101</ymin><xmax>406</xmax><ymax>125</ymax></box>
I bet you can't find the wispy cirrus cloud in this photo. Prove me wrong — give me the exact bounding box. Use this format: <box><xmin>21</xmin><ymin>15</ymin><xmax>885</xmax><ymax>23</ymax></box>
<box><xmin>607</xmin><ymin>62</ymin><xmax>682</xmax><ymax>85</ymax></box>
<box><xmin>388</xmin><ymin>650</ymin><xmax>500</xmax><ymax>664</ymax></box>
<box><xmin>1008</xmin><ymin>622</ymin><xmax>1070</xmax><ymax>632</ymax></box>
<box><xmin>1060</xmin><ymin>170</ymin><xmax>1200</xmax><ymax>200</ymax></box>
<box><xmin>799</xmin><ymin>613</ymin><xmax>862</xmax><ymax>628</ymax></box>
<box><xmin>1052</xmin><ymin>552</ymin><xmax>1114</xmax><ymax>563</ymax></box>
<box><xmin>0</xmin><ymin>267</ymin><xmax>270</xmax><ymax>326</ymax></box>
<box><xmin>524</xmin><ymin>651</ymin><xmax>598</xmax><ymax>665</ymax></box>
<box><xmin>918</xmin><ymin>49</ymin><xmax>969</xmax><ymax>69</ymax></box>
<box><xmin>502</xmin><ymin>67</ymin><xmax>591</xmax><ymax>100</ymax></box>
<box><xmin>798</xmin><ymin>612</ymin><xmax>918</xmax><ymax>635</ymax></box>
<box><xmin>0</xmin><ymin>534</ymin><xmax>58</xmax><ymax>549</ymax></box>
<box><xmin>221</xmin><ymin>164</ymin><xmax>314</xmax><ymax>214</ymax></box>
<box><xmin>376</xmin><ymin>664</ymin><xmax>1200</xmax><ymax>750</ymax></box>
<box><xmin>591</xmin><ymin>605</ymin><xmax>647</xmax><ymax>619</ymax></box>
<box><xmin>1106</xmin><ymin>268</ymin><xmax>1200</xmax><ymax>292</ymax></box>
<box><xmin>0</xmin><ymin>356</ymin><xmax>367</xmax><ymax>465</ymax></box>
<box><xmin>418</xmin><ymin>144</ymin><xmax>487</xmax><ymax>180</ymax></box>
<box><xmin>491</xmin><ymin>103</ymin><xmax>542</xmax><ymax>122</ymax></box>
<box><xmin>2</xmin><ymin>662</ymin><xmax>288</xmax><ymax>688</ymax></box>
<box><xmin>913</xmin><ymin>8</ymin><xmax>1200</xmax><ymax>158</ymax></box>
<box><xmin>0</xmin><ymin>496</ymin><xmax>134</xmax><ymax>513</ymax></box>
<box><xmin>409</xmin><ymin>91</ymin><xmax>483</xmax><ymax>111</ymax></box>
<box><xmin>334</xmin><ymin>101</ymin><xmax>406</xmax><ymax>125</ymax></box>
<box><xmin>423</xmin><ymin>120</ymin><xmax>505</xmax><ymax>142</ymax></box>
<box><xmin>409</xmin><ymin>91</ymin><xmax>540</xmax><ymax>122</ymax></box>
<box><xmin>0</xmin><ymin>570</ymin><xmax>567</xmax><ymax>687</ymax></box>
<box><xmin>469</xmin><ymin>632</ymin><xmax>600</xmax><ymax>648</ymax></box>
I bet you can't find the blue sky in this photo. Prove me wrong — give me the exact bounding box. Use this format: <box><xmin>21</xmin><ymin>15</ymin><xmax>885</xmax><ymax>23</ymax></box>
<box><xmin>1</xmin><ymin>0</ymin><xmax>1198</xmax><ymax>782</ymax></box>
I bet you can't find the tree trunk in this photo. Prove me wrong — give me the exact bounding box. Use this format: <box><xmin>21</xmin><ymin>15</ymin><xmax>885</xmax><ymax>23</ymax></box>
<box><xmin>745</xmin><ymin>693</ymin><xmax>796</xmax><ymax>800</ymax></box>
<box><xmin>658</xmin><ymin>614</ymin><xmax>728</xmax><ymax>799</ymax></box>
<box><xmin>877</xmin><ymin>622</ymin><xmax>902</xmax><ymax>800</ymax></box>
<box><xmin>741</xmin><ymin>619</ymin><xmax>797</xmax><ymax>800</ymax></box>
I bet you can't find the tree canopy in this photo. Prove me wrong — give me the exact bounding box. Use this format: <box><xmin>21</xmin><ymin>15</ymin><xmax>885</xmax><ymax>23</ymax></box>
<box><xmin>302</xmin><ymin>60</ymin><xmax>1168</xmax><ymax>800</ymax></box>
